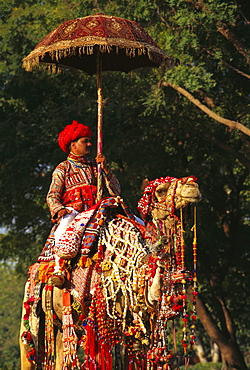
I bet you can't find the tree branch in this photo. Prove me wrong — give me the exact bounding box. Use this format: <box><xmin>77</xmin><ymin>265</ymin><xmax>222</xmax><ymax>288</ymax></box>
<box><xmin>203</xmin><ymin>134</ymin><xmax>250</xmax><ymax>169</ymax></box>
<box><xmin>200</xmin><ymin>46</ymin><xmax>250</xmax><ymax>80</ymax></box>
<box><xmin>234</xmin><ymin>0</ymin><xmax>250</xmax><ymax>25</ymax></box>
<box><xmin>217</xmin><ymin>23</ymin><xmax>250</xmax><ymax>64</ymax></box>
<box><xmin>187</xmin><ymin>287</ymin><xmax>229</xmax><ymax>347</ymax></box>
<box><xmin>161</xmin><ymin>82</ymin><xmax>250</xmax><ymax>137</ymax></box>
<box><xmin>183</xmin><ymin>0</ymin><xmax>250</xmax><ymax>63</ymax></box>
<box><xmin>216</xmin><ymin>295</ymin><xmax>236</xmax><ymax>340</ymax></box>
<box><xmin>187</xmin><ymin>287</ymin><xmax>248</xmax><ymax>369</ymax></box>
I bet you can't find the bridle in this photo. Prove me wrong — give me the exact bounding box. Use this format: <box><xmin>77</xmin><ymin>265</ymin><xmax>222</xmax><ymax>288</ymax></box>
<box><xmin>149</xmin><ymin>179</ymin><xmax>179</xmax><ymax>217</ymax></box>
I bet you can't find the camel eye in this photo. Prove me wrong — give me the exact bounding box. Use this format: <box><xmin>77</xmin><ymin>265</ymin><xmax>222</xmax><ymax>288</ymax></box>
<box><xmin>157</xmin><ymin>188</ymin><xmax>167</xmax><ymax>195</ymax></box>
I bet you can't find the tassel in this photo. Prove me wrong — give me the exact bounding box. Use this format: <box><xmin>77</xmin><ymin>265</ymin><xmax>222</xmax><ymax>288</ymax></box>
<box><xmin>83</xmin><ymin>323</ymin><xmax>97</xmax><ymax>370</ymax></box>
<box><xmin>128</xmin><ymin>354</ymin><xmax>135</xmax><ymax>370</ymax></box>
<box><xmin>62</xmin><ymin>288</ymin><xmax>80</xmax><ymax>370</ymax></box>
<box><xmin>43</xmin><ymin>284</ymin><xmax>55</xmax><ymax>370</ymax></box>
<box><xmin>100</xmin><ymin>341</ymin><xmax>112</xmax><ymax>370</ymax></box>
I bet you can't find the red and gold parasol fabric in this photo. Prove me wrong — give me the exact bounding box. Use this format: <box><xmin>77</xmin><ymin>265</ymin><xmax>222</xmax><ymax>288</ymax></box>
<box><xmin>22</xmin><ymin>13</ymin><xmax>172</xmax><ymax>74</ymax></box>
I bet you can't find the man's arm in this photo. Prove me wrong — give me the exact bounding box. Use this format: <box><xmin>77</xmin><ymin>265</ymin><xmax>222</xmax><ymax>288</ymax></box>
<box><xmin>46</xmin><ymin>166</ymin><xmax>67</xmax><ymax>220</ymax></box>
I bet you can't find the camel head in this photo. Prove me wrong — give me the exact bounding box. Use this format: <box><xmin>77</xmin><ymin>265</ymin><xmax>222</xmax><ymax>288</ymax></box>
<box><xmin>138</xmin><ymin>175</ymin><xmax>201</xmax><ymax>221</ymax></box>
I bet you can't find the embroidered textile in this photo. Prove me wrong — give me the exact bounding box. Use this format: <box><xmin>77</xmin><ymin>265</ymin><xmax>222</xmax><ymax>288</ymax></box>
<box><xmin>37</xmin><ymin>152</ymin><xmax>120</xmax><ymax>263</ymax></box>
<box><xmin>71</xmin><ymin>265</ymin><xmax>94</xmax><ymax>316</ymax></box>
<box><xmin>54</xmin><ymin>203</ymin><xmax>99</xmax><ymax>259</ymax></box>
<box><xmin>22</xmin><ymin>14</ymin><xmax>172</xmax><ymax>75</ymax></box>
<box><xmin>37</xmin><ymin>196</ymin><xmax>132</xmax><ymax>263</ymax></box>
<box><xmin>37</xmin><ymin>225</ymin><xmax>57</xmax><ymax>263</ymax></box>
<box><xmin>47</xmin><ymin>152</ymin><xmax>120</xmax><ymax>219</ymax></box>
<box><xmin>55</xmin><ymin>196</ymin><xmax>134</xmax><ymax>259</ymax></box>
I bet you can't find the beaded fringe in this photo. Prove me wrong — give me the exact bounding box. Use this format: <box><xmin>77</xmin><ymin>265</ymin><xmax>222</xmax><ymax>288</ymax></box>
<box><xmin>62</xmin><ymin>289</ymin><xmax>80</xmax><ymax>370</ymax></box>
<box><xmin>43</xmin><ymin>284</ymin><xmax>56</xmax><ymax>370</ymax></box>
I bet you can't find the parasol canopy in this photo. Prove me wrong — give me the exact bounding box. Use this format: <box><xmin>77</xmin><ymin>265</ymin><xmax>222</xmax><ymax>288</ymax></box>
<box><xmin>22</xmin><ymin>13</ymin><xmax>172</xmax><ymax>200</ymax></box>
<box><xmin>22</xmin><ymin>13</ymin><xmax>172</xmax><ymax>74</ymax></box>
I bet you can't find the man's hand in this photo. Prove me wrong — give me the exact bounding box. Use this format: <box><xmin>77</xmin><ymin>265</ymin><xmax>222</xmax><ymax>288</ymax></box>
<box><xmin>95</xmin><ymin>153</ymin><xmax>109</xmax><ymax>174</ymax></box>
<box><xmin>57</xmin><ymin>208</ymin><xmax>72</xmax><ymax>221</ymax></box>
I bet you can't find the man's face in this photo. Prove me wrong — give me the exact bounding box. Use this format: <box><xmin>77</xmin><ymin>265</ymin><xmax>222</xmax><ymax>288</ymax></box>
<box><xmin>70</xmin><ymin>137</ymin><xmax>92</xmax><ymax>157</ymax></box>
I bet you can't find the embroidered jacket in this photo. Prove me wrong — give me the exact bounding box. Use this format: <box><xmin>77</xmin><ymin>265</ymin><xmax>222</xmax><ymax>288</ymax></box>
<box><xmin>47</xmin><ymin>153</ymin><xmax>121</xmax><ymax>219</ymax></box>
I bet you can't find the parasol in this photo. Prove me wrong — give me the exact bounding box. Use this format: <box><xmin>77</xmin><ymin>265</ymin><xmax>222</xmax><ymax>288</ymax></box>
<box><xmin>22</xmin><ymin>13</ymin><xmax>172</xmax><ymax>198</ymax></box>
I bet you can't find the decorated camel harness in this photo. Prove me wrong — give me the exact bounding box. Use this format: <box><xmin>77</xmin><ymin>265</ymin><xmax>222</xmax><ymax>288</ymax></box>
<box><xmin>20</xmin><ymin>175</ymin><xmax>201</xmax><ymax>370</ymax></box>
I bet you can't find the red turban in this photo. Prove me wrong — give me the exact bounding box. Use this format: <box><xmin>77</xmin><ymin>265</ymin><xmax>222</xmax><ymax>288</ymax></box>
<box><xmin>58</xmin><ymin>120</ymin><xmax>92</xmax><ymax>153</ymax></box>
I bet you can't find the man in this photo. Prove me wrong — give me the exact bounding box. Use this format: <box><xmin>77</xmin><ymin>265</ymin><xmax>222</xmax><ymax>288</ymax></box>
<box><xmin>47</xmin><ymin>120</ymin><xmax>120</xmax><ymax>218</ymax></box>
<box><xmin>44</xmin><ymin>120</ymin><xmax>121</xmax><ymax>286</ymax></box>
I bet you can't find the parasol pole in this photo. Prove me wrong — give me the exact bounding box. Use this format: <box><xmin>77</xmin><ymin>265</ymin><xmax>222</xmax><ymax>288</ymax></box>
<box><xmin>96</xmin><ymin>47</ymin><xmax>103</xmax><ymax>201</ymax></box>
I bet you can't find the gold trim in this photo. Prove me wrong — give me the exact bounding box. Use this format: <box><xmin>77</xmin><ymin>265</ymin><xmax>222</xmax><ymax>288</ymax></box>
<box><xmin>22</xmin><ymin>36</ymin><xmax>172</xmax><ymax>72</ymax></box>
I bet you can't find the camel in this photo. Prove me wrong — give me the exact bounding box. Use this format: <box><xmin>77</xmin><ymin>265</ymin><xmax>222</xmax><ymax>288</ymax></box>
<box><xmin>20</xmin><ymin>175</ymin><xmax>201</xmax><ymax>370</ymax></box>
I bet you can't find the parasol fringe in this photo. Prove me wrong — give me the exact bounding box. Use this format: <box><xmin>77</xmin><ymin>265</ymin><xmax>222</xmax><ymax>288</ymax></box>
<box><xmin>23</xmin><ymin>45</ymin><xmax>172</xmax><ymax>74</ymax></box>
<box><xmin>22</xmin><ymin>37</ymin><xmax>172</xmax><ymax>73</ymax></box>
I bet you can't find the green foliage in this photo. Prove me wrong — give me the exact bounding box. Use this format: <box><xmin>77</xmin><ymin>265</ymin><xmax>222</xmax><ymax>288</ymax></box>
<box><xmin>0</xmin><ymin>264</ymin><xmax>26</xmax><ymax>370</ymax></box>
<box><xmin>0</xmin><ymin>0</ymin><xmax>249</xmax><ymax>368</ymax></box>
<box><xmin>165</xmin><ymin>64</ymin><xmax>216</xmax><ymax>92</ymax></box>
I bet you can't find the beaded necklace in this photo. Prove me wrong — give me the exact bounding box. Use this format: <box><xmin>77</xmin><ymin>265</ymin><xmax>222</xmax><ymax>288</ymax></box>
<box><xmin>68</xmin><ymin>152</ymin><xmax>91</xmax><ymax>168</ymax></box>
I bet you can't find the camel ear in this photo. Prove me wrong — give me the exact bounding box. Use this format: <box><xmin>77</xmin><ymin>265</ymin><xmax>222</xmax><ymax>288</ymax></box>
<box><xmin>141</xmin><ymin>178</ymin><xmax>149</xmax><ymax>191</ymax></box>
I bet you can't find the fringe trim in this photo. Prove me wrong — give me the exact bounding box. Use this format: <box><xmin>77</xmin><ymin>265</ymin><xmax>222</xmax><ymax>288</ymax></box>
<box><xmin>43</xmin><ymin>284</ymin><xmax>56</xmax><ymax>370</ymax></box>
<box><xmin>62</xmin><ymin>289</ymin><xmax>80</xmax><ymax>370</ymax></box>
<box><xmin>22</xmin><ymin>37</ymin><xmax>173</xmax><ymax>73</ymax></box>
